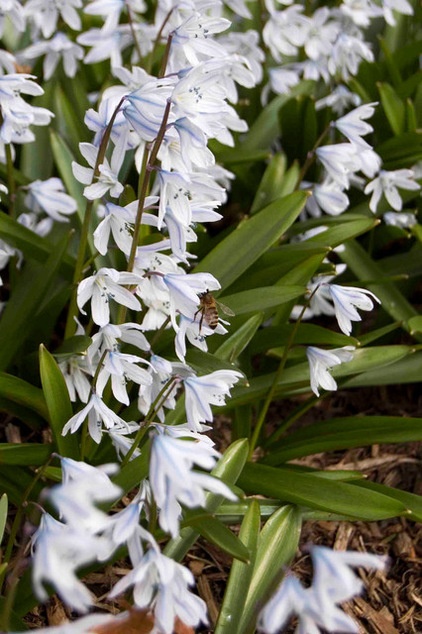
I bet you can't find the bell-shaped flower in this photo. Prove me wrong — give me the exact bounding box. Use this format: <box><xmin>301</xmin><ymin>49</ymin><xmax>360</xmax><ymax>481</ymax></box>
<box><xmin>24</xmin><ymin>0</ymin><xmax>82</xmax><ymax>38</ymax></box>
<box><xmin>109</xmin><ymin>547</ymin><xmax>208</xmax><ymax>634</ymax></box>
<box><xmin>24</xmin><ymin>177</ymin><xmax>77</xmax><ymax>222</ymax></box>
<box><xmin>364</xmin><ymin>168</ymin><xmax>420</xmax><ymax>212</ymax></box>
<box><xmin>49</xmin><ymin>458</ymin><xmax>121</xmax><ymax>535</ymax></box>
<box><xmin>184</xmin><ymin>369</ymin><xmax>243</xmax><ymax>431</ymax></box>
<box><xmin>259</xmin><ymin>546</ymin><xmax>388</xmax><ymax>634</ymax></box>
<box><xmin>161</xmin><ymin>271</ymin><xmax>220</xmax><ymax>329</ymax></box>
<box><xmin>121</xmin><ymin>78</ymin><xmax>173</xmax><ymax>142</ymax></box>
<box><xmin>77</xmin><ymin>267</ymin><xmax>141</xmax><ymax>327</ymax></box>
<box><xmin>327</xmin><ymin>284</ymin><xmax>381</xmax><ymax>335</ymax></box>
<box><xmin>315</xmin><ymin>143</ymin><xmax>361</xmax><ymax>189</ymax></box>
<box><xmin>333</xmin><ymin>102</ymin><xmax>377</xmax><ymax>149</ymax></box>
<box><xmin>59</xmin><ymin>354</ymin><xmax>92</xmax><ymax>403</ymax></box>
<box><xmin>62</xmin><ymin>392</ymin><xmax>133</xmax><ymax>443</ymax></box>
<box><xmin>149</xmin><ymin>424</ymin><xmax>237</xmax><ymax>537</ymax></box>
<box><xmin>20</xmin><ymin>32</ymin><xmax>84</xmax><ymax>80</ymax></box>
<box><xmin>72</xmin><ymin>142</ymin><xmax>125</xmax><ymax>201</ymax></box>
<box><xmin>306</xmin><ymin>346</ymin><xmax>355</xmax><ymax>396</ymax></box>
<box><xmin>31</xmin><ymin>514</ymin><xmax>98</xmax><ymax>613</ymax></box>
<box><xmin>96</xmin><ymin>350</ymin><xmax>152</xmax><ymax>405</ymax></box>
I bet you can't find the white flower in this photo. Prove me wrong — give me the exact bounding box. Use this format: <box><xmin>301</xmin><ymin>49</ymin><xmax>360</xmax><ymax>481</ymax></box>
<box><xmin>161</xmin><ymin>271</ymin><xmax>220</xmax><ymax>329</ymax></box>
<box><xmin>0</xmin><ymin>0</ymin><xmax>25</xmax><ymax>35</ymax></box>
<box><xmin>77</xmin><ymin>267</ymin><xmax>141</xmax><ymax>327</ymax></box>
<box><xmin>328</xmin><ymin>32</ymin><xmax>374</xmax><ymax>81</ymax></box>
<box><xmin>24</xmin><ymin>0</ymin><xmax>82</xmax><ymax>38</ymax></box>
<box><xmin>96</xmin><ymin>350</ymin><xmax>152</xmax><ymax>405</ymax></box>
<box><xmin>24</xmin><ymin>177</ymin><xmax>77</xmax><ymax>222</ymax></box>
<box><xmin>21</xmin><ymin>32</ymin><xmax>84</xmax><ymax>80</ymax></box>
<box><xmin>333</xmin><ymin>102</ymin><xmax>377</xmax><ymax>149</ymax></box>
<box><xmin>381</xmin><ymin>0</ymin><xmax>413</xmax><ymax>26</ymax></box>
<box><xmin>364</xmin><ymin>169</ymin><xmax>420</xmax><ymax>212</ymax></box>
<box><xmin>305</xmin><ymin>179</ymin><xmax>349</xmax><ymax>217</ymax></box>
<box><xmin>316</xmin><ymin>143</ymin><xmax>361</xmax><ymax>189</ymax></box>
<box><xmin>62</xmin><ymin>393</ymin><xmax>132</xmax><ymax>443</ymax></box>
<box><xmin>326</xmin><ymin>284</ymin><xmax>381</xmax><ymax>336</ymax></box>
<box><xmin>32</xmin><ymin>514</ymin><xmax>101</xmax><ymax>613</ymax></box>
<box><xmin>149</xmin><ymin>424</ymin><xmax>237</xmax><ymax>537</ymax></box>
<box><xmin>383</xmin><ymin>211</ymin><xmax>417</xmax><ymax>228</ymax></box>
<box><xmin>259</xmin><ymin>546</ymin><xmax>388</xmax><ymax>634</ymax></box>
<box><xmin>184</xmin><ymin>369</ymin><xmax>243</xmax><ymax>431</ymax></box>
<box><xmin>93</xmin><ymin>201</ymin><xmax>136</xmax><ymax>256</ymax></box>
<box><xmin>59</xmin><ymin>355</ymin><xmax>92</xmax><ymax>403</ymax></box>
<box><xmin>306</xmin><ymin>346</ymin><xmax>355</xmax><ymax>396</ymax></box>
<box><xmin>316</xmin><ymin>85</ymin><xmax>361</xmax><ymax>115</ymax></box>
<box><xmin>121</xmin><ymin>78</ymin><xmax>173</xmax><ymax>142</ymax></box>
<box><xmin>72</xmin><ymin>142</ymin><xmax>125</xmax><ymax>200</ymax></box>
<box><xmin>49</xmin><ymin>458</ymin><xmax>121</xmax><ymax>534</ymax></box>
<box><xmin>109</xmin><ymin>547</ymin><xmax>208</xmax><ymax>633</ymax></box>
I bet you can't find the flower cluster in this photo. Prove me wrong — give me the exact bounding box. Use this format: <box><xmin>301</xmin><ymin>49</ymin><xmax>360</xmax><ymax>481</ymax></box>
<box><xmin>0</xmin><ymin>1</ymin><xmax>409</xmax><ymax>632</ymax></box>
<box><xmin>259</xmin><ymin>546</ymin><xmax>389</xmax><ymax>633</ymax></box>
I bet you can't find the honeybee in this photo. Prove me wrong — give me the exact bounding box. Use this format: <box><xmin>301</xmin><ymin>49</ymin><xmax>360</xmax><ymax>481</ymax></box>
<box><xmin>195</xmin><ymin>291</ymin><xmax>234</xmax><ymax>332</ymax></box>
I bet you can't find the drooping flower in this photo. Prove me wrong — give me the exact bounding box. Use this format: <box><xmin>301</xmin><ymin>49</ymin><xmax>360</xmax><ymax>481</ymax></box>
<box><xmin>24</xmin><ymin>177</ymin><xmax>77</xmax><ymax>222</ymax></box>
<box><xmin>306</xmin><ymin>346</ymin><xmax>355</xmax><ymax>396</ymax></box>
<box><xmin>184</xmin><ymin>369</ymin><xmax>243</xmax><ymax>431</ymax></box>
<box><xmin>364</xmin><ymin>168</ymin><xmax>420</xmax><ymax>212</ymax></box>
<box><xmin>333</xmin><ymin>102</ymin><xmax>377</xmax><ymax>149</ymax></box>
<box><xmin>149</xmin><ymin>424</ymin><xmax>237</xmax><ymax>537</ymax></box>
<box><xmin>77</xmin><ymin>267</ymin><xmax>141</xmax><ymax>327</ymax></box>
<box><xmin>326</xmin><ymin>284</ymin><xmax>381</xmax><ymax>335</ymax></box>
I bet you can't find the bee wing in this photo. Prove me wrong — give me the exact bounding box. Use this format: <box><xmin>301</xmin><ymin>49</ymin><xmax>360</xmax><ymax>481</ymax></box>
<box><xmin>217</xmin><ymin>301</ymin><xmax>235</xmax><ymax>317</ymax></box>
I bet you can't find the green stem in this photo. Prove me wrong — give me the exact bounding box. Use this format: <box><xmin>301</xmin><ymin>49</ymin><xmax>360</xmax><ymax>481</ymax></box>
<box><xmin>294</xmin><ymin>125</ymin><xmax>331</xmax><ymax>190</ymax></box>
<box><xmin>64</xmin><ymin>96</ymin><xmax>127</xmax><ymax>339</ymax></box>
<box><xmin>80</xmin><ymin>349</ymin><xmax>108</xmax><ymax>461</ymax></box>
<box><xmin>4</xmin><ymin>144</ymin><xmax>16</xmax><ymax>220</ymax></box>
<box><xmin>248</xmin><ymin>289</ymin><xmax>318</xmax><ymax>458</ymax></box>
<box><xmin>145</xmin><ymin>9</ymin><xmax>174</xmax><ymax>75</ymax></box>
<box><xmin>121</xmin><ymin>377</ymin><xmax>178</xmax><ymax>467</ymax></box>
<box><xmin>127</xmin><ymin>5</ymin><xmax>143</xmax><ymax>62</ymax></box>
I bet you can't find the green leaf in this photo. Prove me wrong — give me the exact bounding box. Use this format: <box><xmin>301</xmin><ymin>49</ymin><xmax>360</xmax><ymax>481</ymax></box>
<box><xmin>186</xmin><ymin>514</ymin><xmax>250</xmax><ymax>562</ymax></box>
<box><xmin>215</xmin><ymin>500</ymin><xmax>261</xmax><ymax>634</ymax></box>
<box><xmin>264</xmin><ymin>416</ymin><xmax>422</xmax><ymax>464</ymax></box>
<box><xmin>49</xmin><ymin>130</ymin><xmax>86</xmax><ymax>224</ymax></box>
<box><xmin>407</xmin><ymin>316</ymin><xmax>422</xmax><ymax>335</ymax></box>
<box><xmin>341</xmin><ymin>240</ymin><xmax>419</xmax><ymax>336</ymax></box>
<box><xmin>194</xmin><ymin>191</ymin><xmax>308</xmax><ymax>290</ymax></box>
<box><xmin>221</xmin><ymin>286</ymin><xmax>305</xmax><ymax>315</ymax></box>
<box><xmin>215</xmin><ymin>313</ymin><xmax>263</xmax><ymax>363</ymax></box>
<box><xmin>0</xmin><ymin>231</ymin><xmax>72</xmax><ymax>371</ymax></box>
<box><xmin>378</xmin><ymin>82</ymin><xmax>406</xmax><ymax>135</ymax></box>
<box><xmin>250</xmin><ymin>154</ymin><xmax>287</xmax><ymax>214</ymax></box>
<box><xmin>0</xmin><ymin>373</ymin><xmax>48</xmax><ymax>419</ymax></box>
<box><xmin>240</xmin><ymin>82</ymin><xmax>315</xmax><ymax>152</ymax></box>
<box><xmin>39</xmin><ymin>345</ymin><xmax>79</xmax><ymax>459</ymax></box>
<box><xmin>343</xmin><ymin>350</ymin><xmax>422</xmax><ymax>386</ymax></box>
<box><xmin>0</xmin><ymin>494</ymin><xmax>7</xmax><ymax>545</ymax></box>
<box><xmin>249</xmin><ymin>324</ymin><xmax>356</xmax><ymax>355</ymax></box>
<box><xmin>0</xmin><ymin>212</ymin><xmax>74</xmax><ymax>278</ymax></box>
<box><xmin>350</xmin><ymin>480</ymin><xmax>422</xmax><ymax>522</ymax></box>
<box><xmin>303</xmin><ymin>217</ymin><xmax>378</xmax><ymax>250</ymax></box>
<box><xmin>53</xmin><ymin>335</ymin><xmax>92</xmax><ymax>358</ymax></box>
<box><xmin>0</xmin><ymin>444</ymin><xmax>52</xmax><ymax>466</ymax></box>
<box><xmin>238</xmin><ymin>505</ymin><xmax>302</xmax><ymax>634</ymax></box>
<box><xmin>238</xmin><ymin>463</ymin><xmax>408</xmax><ymax>520</ymax></box>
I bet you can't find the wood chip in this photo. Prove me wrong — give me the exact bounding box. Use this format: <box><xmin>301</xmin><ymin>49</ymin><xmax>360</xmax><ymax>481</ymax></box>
<box><xmin>354</xmin><ymin>596</ymin><xmax>399</xmax><ymax>634</ymax></box>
